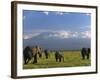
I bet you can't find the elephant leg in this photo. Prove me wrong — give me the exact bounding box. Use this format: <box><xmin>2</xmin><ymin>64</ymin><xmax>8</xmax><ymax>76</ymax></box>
<box><xmin>24</xmin><ymin>60</ymin><xmax>27</xmax><ymax>64</ymax></box>
<box><xmin>33</xmin><ymin>54</ymin><xmax>37</xmax><ymax>64</ymax></box>
<box><xmin>56</xmin><ymin>58</ymin><xmax>58</xmax><ymax>62</ymax></box>
<box><xmin>59</xmin><ymin>58</ymin><xmax>61</xmax><ymax>62</ymax></box>
<box><xmin>24</xmin><ymin>57</ymin><xmax>27</xmax><ymax>64</ymax></box>
<box><xmin>46</xmin><ymin>55</ymin><xmax>48</xmax><ymax>59</ymax></box>
<box><xmin>87</xmin><ymin>54</ymin><xmax>89</xmax><ymax>59</ymax></box>
<box><xmin>46</xmin><ymin>56</ymin><xmax>47</xmax><ymax>59</ymax></box>
<box><xmin>27</xmin><ymin>58</ymin><xmax>30</xmax><ymax>64</ymax></box>
<box><xmin>45</xmin><ymin>53</ymin><xmax>48</xmax><ymax>59</ymax></box>
<box><xmin>82</xmin><ymin>54</ymin><xmax>85</xmax><ymax>60</ymax></box>
<box><xmin>38</xmin><ymin>52</ymin><xmax>42</xmax><ymax>58</ymax></box>
<box><xmin>63</xmin><ymin>57</ymin><xmax>64</xmax><ymax>62</ymax></box>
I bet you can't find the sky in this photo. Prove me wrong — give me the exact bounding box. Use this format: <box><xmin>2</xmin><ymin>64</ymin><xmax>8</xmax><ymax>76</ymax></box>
<box><xmin>23</xmin><ymin>10</ymin><xmax>91</xmax><ymax>50</ymax></box>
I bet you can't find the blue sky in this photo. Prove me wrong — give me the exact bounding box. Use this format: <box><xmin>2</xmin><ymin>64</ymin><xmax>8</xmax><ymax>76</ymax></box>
<box><xmin>23</xmin><ymin>10</ymin><xmax>90</xmax><ymax>31</ymax></box>
<box><xmin>23</xmin><ymin>10</ymin><xmax>91</xmax><ymax>39</ymax></box>
<box><xmin>23</xmin><ymin>10</ymin><xmax>91</xmax><ymax>50</ymax></box>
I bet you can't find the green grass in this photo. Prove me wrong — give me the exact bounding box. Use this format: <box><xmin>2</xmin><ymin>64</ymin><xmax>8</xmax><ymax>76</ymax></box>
<box><xmin>23</xmin><ymin>50</ymin><xmax>91</xmax><ymax>69</ymax></box>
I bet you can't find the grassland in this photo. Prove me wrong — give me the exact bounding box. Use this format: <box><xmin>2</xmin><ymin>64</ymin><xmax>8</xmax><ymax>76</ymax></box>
<box><xmin>23</xmin><ymin>50</ymin><xmax>91</xmax><ymax>69</ymax></box>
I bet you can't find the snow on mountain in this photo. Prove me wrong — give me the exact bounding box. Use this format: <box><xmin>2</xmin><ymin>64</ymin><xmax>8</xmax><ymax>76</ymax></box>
<box><xmin>23</xmin><ymin>31</ymin><xmax>90</xmax><ymax>50</ymax></box>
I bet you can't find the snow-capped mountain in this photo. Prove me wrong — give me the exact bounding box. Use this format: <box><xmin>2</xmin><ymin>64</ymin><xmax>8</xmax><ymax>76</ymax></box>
<box><xmin>23</xmin><ymin>31</ymin><xmax>90</xmax><ymax>50</ymax></box>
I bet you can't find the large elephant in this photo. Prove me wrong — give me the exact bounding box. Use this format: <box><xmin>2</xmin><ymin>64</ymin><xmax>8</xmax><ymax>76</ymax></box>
<box><xmin>81</xmin><ymin>48</ymin><xmax>90</xmax><ymax>60</ymax></box>
<box><xmin>31</xmin><ymin>46</ymin><xmax>42</xmax><ymax>64</ymax></box>
<box><xmin>55</xmin><ymin>51</ymin><xmax>64</xmax><ymax>62</ymax></box>
<box><xmin>23</xmin><ymin>46</ymin><xmax>42</xmax><ymax>64</ymax></box>
<box><xmin>23</xmin><ymin>46</ymin><xmax>33</xmax><ymax>64</ymax></box>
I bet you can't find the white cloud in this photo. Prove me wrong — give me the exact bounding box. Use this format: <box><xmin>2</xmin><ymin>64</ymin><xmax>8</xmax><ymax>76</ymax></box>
<box><xmin>72</xmin><ymin>32</ymin><xmax>79</xmax><ymax>38</ymax></box>
<box><xmin>43</xmin><ymin>11</ymin><xmax>49</xmax><ymax>15</ymax></box>
<box><xmin>41</xmin><ymin>31</ymin><xmax>71</xmax><ymax>39</ymax></box>
<box><xmin>24</xmin><ymin>35</ymin><xmax>32</xmax><ymax>40</ymax></box>
<box><xmin>81</xmin><ymin>31</ymin><xmax>91</xmax><ymax>38</ymax></box>
<box><xmin>24</xmin><ymin>30</ymin><xmax>91</xmax><ymax>40</ymax></box>
<box><xmin>56</xmin><ymin>31</ymin><xmax>70</xmax><ymax>38</ymax></box>
<box><xmin>23</xmin><ymin>33</ymin><xmax>40</xmax><ymax>40</ymax></box>
<box><xmin>52</xmin><ymin>31</ymin><xmax>91</xmax><ymax>39</ymax></box>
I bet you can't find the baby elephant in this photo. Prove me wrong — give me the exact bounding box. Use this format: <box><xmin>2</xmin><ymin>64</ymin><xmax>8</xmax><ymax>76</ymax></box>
<box><xmin>55</xmin><ymin>51</ymin><xmax>64</xmax><ymax>62</ymax></box>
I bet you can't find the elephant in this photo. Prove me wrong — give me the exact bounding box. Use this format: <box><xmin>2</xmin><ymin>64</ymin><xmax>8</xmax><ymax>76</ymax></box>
<box><xmin>55</xmin><ymin>51</ymin><xmax>64</xmax><ymax>62</ymax></box>
<box><xmin>44</xmin><ymin>49</ymin><xmax>50</xmax><ymax>59</ymax></box>
<box><xmin>23</xmin><ymin>46</ymin><xmax>33</xmax><ymax>64</ymax></box>
<box><xmin>81</xmin><ymin>48</ymin><xmax>90</xmax><ymax>60</ymax></box>
<box><xmin>31</xmin><ymin>46</ymin><xmax>42</xmax><ymax>64</ymax></box>
<box><xmin>23</xmin><ymin>46</ymin><xmax>42</xmax><ymax>64</ymax></box>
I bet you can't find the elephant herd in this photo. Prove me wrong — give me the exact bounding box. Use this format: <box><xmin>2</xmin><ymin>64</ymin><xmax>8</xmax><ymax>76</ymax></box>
<box><xmin>23</xmin><ymin>46</ymin><xmax>90</xmax><ymax>64</ymax></box>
